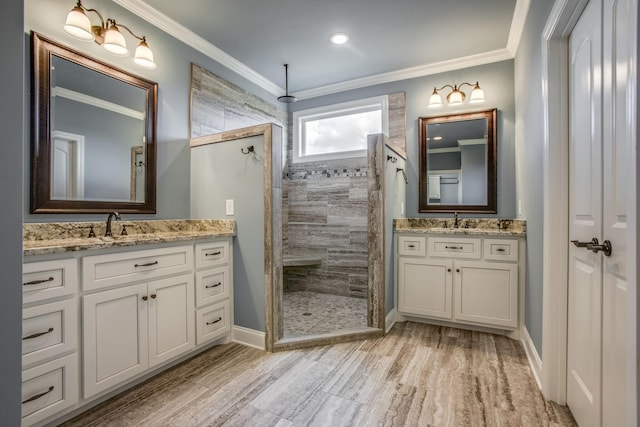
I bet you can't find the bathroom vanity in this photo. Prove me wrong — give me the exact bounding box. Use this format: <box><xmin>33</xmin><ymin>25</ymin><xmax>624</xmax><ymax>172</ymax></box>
<box><xmin>394</xmin><ymin>218</ymin><xmax>526</xmax><ymax>337</ymax></box>
<box><xmin>20</xmin><ymin>220</ymin><xmax>234</xmax><ymax>427</ymax></box>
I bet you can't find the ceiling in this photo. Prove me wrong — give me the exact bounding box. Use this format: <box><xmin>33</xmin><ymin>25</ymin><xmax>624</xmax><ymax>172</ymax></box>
<box><xmin>114</xmin><ymin>0</ymin><xmax>527</xmax><ymax>100</ymax></box>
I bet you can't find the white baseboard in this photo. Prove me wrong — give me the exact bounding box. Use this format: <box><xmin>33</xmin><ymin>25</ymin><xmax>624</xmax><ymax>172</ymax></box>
<box><xmin>385</xmin><ymin>309</ymin><xmax>396</xmax><ymax>333</ymax></box>
<box><xmin>232</xmin><ymin>325</ymin><xmax>266</xmax><ymax>350</ymax></box>
<box><xmin>521</xmin><ymin>326</ymin><xmax>542</xmax><ymax>390</ymax></box>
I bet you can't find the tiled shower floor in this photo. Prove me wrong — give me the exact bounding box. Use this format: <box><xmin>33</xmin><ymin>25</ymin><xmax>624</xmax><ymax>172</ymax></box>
<box><xmin>283</xmin><ymin>291</ymin><xmax>369</xmax><ymax>338</ymax></box>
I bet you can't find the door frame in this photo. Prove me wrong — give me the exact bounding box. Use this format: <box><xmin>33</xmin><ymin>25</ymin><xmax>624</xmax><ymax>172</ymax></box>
<box><xmin>541</xmin><ymin>1</ymin><xmax>638</xmax><ymax>423</ymax></box>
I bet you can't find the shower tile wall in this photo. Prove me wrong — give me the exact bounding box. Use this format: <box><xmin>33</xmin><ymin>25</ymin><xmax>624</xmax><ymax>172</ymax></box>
<box><xmin>283</xmin><ymin>159</ymin><xmax>369</xmax><ymax>299</ymax></box>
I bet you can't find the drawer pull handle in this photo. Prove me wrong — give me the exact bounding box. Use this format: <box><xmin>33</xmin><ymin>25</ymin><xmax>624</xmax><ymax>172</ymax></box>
<box><xmin>23</xmin><ymin>277</ymin><xmax>54</xmax><ymax>286</ymax></box>
<box><xmin>135</xmin><ymin>261</ymin><xmax>159</xmax><ymax>267</ymax></box>
<box><xmin>206</xmin><ymin>317</ymin><xmax>223</xmax><ymax>325</ymax></box>
<box><xmin>496</xmin><ymin>248</ymin><xmax>506</xmax><ymax>252</ymax></box>
<box><xmin>407</xmin><ymin>244</ymin><xmax>416</xmax><ymax>248</ymax></box>
<box><xmin>445</xmin><ymin>246</ymin><xmax>463</xmax><ymax>250</ymax></box>
<box><xmin>22</xmin><ymin>327</ymin><xmax>54</xmax><ymax>340</ymax></box>
<box><xmin>205</xmin><ymin>282</ymin><xmax>222</xmax><ymax>289</ymax></box>
<box><xmin>205</xmin><ymin>251</ymin><xmax>222</xmax><ymax>257</ymax></box>
<box><xmin>22</xmin><ymin>386</ymin><xmax>54</xmax><ymax>404</ymax></box>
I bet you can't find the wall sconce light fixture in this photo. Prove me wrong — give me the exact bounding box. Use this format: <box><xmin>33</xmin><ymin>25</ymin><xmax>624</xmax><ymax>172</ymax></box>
<box><xmin>428</xmin><ymin>82</ymin><xmax>485</xmax><ymax>107</ymax></box>
<box><xmin>63</xmin><ymin>0</ymin><xmax>157</xmax><ymax>69</ymax></box>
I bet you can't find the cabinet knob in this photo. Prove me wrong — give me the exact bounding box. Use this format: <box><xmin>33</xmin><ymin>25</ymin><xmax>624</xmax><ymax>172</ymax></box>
<box><xmin>150</xmin><ymin>294</ymin><xmax>157</xmax><ymax>299</ymax></box>
<box><xmin>447</xmin><ymin>268</ymin><xmax>451</xmax><ymax>272</ymax></box>
<box><xmin>142</xmin><ymin>295</ymin><xmax>148</xmax><ymax>301</ymax></box>
<box><xmin>456</xmin><ymin>269</ymin><xmax>460</xmax><ymax>273</ymax></box>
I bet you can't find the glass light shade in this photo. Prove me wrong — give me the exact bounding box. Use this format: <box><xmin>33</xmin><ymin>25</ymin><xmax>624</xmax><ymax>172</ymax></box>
<box><xmin>102</xmin><ymin>26</ymin><xmax>129</xmax><ymax>56</ymax></box>
<box><xmin>133</xmin><ymin>40</ymin><xmax>157</xmax><ymax>69</ymax></box>
<box><xmin>428</xmin><ymin>90</ymin><xmax>443</xmax><ymax>107</ymax></box>
<box><xmin>469</xmin><ymin>84</ymin><xmax>485</xmax><ymax>103</ymax></box>
<box><xmin>447</xmin><ymin>89</ymin><xmax>464</xmax><ymax>105</ymax></box>
<box><xmin>63</xmin><ymin>7</ymin><xmax>94</xmax><ymax>41</ymax></box>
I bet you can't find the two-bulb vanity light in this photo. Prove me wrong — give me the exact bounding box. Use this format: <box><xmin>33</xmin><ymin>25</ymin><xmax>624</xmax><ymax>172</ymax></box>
<box><xmin>63</xmin><ymin>0</ymin><xmax>157</xmax><ymax>69</ymax></box>
<box><xmin>428</xmin><ymin>82</ymin><xmax>485</xmax><ymax>107</ymax></box>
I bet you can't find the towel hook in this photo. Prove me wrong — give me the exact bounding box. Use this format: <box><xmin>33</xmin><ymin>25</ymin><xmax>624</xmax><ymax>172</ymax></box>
<box><xmin>241</xmin><ymin>145</ymin><xmax>254</xmax><ymax>154</ymax></box>
<box><xmin>386</xmin><ymin>155</ymin><xmax>397</xmax><ymax>163</ymax></box>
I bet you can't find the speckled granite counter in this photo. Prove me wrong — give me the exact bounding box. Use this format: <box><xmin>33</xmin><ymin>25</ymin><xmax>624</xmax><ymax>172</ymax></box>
<box><xmin>23</xmin><ymin>219</ymin><xmax>236</xmax><ymax>256</ymax></box>
<box><xmin>394</xmin><ymin>218</ymin><xmax>526</xmax><ymax>237</ymax></box>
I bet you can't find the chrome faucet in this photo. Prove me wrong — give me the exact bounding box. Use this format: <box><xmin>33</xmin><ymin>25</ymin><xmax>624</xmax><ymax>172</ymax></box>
<box><xmin>454</xmin><ymin>212</ymin><xmax>459</xmax><ymax>228</ymax></box>
<box><xmin>105</xmin><ymin>212</ymin><xmax>121</xmax><ymax>237</ymax></box>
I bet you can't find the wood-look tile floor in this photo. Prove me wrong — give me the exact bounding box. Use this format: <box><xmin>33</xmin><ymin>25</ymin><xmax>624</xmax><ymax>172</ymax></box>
<box><xmin>63</xmin><ymin>322</ymin><xmax>576</xmax><ymax>427</ymax></box>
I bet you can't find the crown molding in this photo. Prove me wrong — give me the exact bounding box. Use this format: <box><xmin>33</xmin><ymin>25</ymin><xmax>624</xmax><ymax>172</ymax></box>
<box><xmin>113</xmin><ymin>0</ymin><xmax>283</xmax><ymax>96</ymax></box>
<box><xmin>507</xmin><ymin>0</ymin><xmax>532</xmax><ymax>55</ymax></box>
<box><xmin>115</xmin><ymin>0</ymin><xmax>526</xmax><ymax>101</ymax></box>
<box><xmin>293</xmin><ymin>48</ymin><xmax>513</xmax><ymax>100</ymax></box>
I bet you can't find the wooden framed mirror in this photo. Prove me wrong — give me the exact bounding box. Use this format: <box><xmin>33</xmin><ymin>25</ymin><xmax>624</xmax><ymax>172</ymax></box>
<box><xmin>31</xmin><ymin>32</ymin><xmax>157</xmax><ymax>214</ymax></box>
<box><xmin>418</xmin><ymin>108</ymin><xmax>497</xmax><ymax>213</ymax></box>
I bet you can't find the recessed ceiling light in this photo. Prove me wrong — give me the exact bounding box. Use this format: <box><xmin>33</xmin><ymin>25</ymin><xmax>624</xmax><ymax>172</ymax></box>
<box><xmin>330</xmin><ymin>32</ymin><xmax>349</xmax><ymax>45</ymax></box>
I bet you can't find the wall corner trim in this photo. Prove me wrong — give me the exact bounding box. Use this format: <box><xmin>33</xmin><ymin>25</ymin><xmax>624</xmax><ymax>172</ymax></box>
<box><xmin>521</xmin><ymin>326</ymin><xmax>543</xmax><ymax>390</ymax></box>
<box><xmin>232</xmin><ymin>326</ymin><xmax>266</xmax><ymax>351</ymax></box>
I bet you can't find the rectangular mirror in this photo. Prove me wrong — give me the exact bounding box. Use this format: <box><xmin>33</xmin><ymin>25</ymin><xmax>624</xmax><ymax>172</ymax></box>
<box><xmin>418</xmin><ymin>108</ymin><xmax>497</xmax><ymax>213</ymax></box>
<box><xmin>31</xmin><ymin>32</ymin><xmax>157</xmax><ymax>213</ymax></box>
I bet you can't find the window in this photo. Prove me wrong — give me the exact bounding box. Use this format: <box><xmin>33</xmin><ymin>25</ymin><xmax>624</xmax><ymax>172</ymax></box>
<box><xmin>293</xmin><ymin>95</ymin><xmax>388</xmax><ymax>163</ymax></box>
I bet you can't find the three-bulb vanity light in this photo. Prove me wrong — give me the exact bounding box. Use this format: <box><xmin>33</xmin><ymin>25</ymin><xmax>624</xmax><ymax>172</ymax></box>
<box><xmin>428</xmin><ymin>81</ymin><xmax>485</xmax><ymax>107</ymax></box>
<box><xmin>63</xmin><ymin>0</ymin><xmax>157</xmax><ymax>69</ymax></box>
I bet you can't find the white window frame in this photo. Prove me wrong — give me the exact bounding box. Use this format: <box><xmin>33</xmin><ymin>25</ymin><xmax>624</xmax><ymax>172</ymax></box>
<box><xmin>292</xmin><ymin>95</ymin><xmax>389</xmax><ymax>164</ymax></box>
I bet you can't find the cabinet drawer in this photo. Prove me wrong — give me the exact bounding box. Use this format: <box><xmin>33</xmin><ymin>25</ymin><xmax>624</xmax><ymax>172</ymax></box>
<box><xmin>23</xmin><ymin>259</ymin><xmax>78</xmax><ymax>305</ymax></box>
<box><xmin>83</xmin><ymin>245</ymin><xmax>194</xmax><ymax>291</ymax></box>
<box><xmin>483</xmin><ymin>239</ymin><xmax>519</xmax><ymax>261</ymax></box>
<box><xmin>427</xmin><ymin>237</ymin><xmax>481</xmax><ymax>259</ymax></box>
<box><xmin>196</xmin><ymin>301</ymin><xmax>230</xmax><ymax>345</ymax></box>
<box><xmin>195</xmin><ymin>240</ymin><xmax>230</xmax><ymax>269</ymax></box>
<box><xmin>22</xmin><ymin>353</ymin><xmax>78</xmax><ymax>426</ymax></box>
<box><xmin>23</xmin><ymin>299</ymin><xmax>78</xmax><ymax>368</ymax></box>
<box><xmin>398</xmin><ymin>236</ymin><xmax>426</xmax><ymax>257</ymax></box>
<box><xmin>195</xmin><ymin>266</ymin><xmax>231</xmax><ymax>308</ymax></box>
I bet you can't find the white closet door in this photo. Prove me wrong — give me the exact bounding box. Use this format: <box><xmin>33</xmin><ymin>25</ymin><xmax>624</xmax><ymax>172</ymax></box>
<box><xmin>567</xmin><ymin>1</ymin><xmax>603</xmax><ymax>425</ymax></box>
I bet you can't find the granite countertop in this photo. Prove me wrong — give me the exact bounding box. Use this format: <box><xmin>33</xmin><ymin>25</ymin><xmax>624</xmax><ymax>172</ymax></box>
<box><xmin>393</xmin><ymin>218</ymin><xmax>526</xmax><ymax>237</ymax></box>
<box><xmin>23</xmin><ymin>219</ymin><xmax>236</xmax><ymax>256</ymax></box>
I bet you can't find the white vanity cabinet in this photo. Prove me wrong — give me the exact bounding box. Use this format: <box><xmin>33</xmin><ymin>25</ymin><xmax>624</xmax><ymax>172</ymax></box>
<box><xmin>397</xmin><ymin>234</ymin><xmax>523</xmax><ymax>332</ymax></box>
<box><xmin>194</xmin><ymin>240</ymin><xmax>233</xmax><ymax>345</ymax></box>
<box><xmin>21</xmin><ymin>258</ymin><xmax>79</xmax><ymax>427</ymax></box>
<box><xmin>81</xmin><ymin>245</ymin><xmax>197</xmax><ymax>398</ymax></box>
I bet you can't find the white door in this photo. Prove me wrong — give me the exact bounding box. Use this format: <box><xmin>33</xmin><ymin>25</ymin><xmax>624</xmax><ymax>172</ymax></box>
<box><xmin>567</xmin><ymin>0</ymin><xmax>603</xmax><ymax>425</ymax></box>
<box><xmin>83</xmin><ymin>283</ymin><xmax>149</xmax><ymax>398</ymax></box>
<box><xmin>148</xmin><ymin>274</ymin><xmax>195</xmax><ymax>367</ymax></box>
<box><xmin>51</xmin><ymin>130</ymin><xmax>84</xmax><ymax>200</ymax></box>
<box><xmin>601</xmin><ymin>0</ymin><xmax>633</xmax><ymax>424</ymax></box>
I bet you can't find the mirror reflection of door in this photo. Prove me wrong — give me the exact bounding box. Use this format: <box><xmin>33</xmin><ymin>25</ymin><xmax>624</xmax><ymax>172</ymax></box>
<box><xmin>130</xmin><ymin>145</ymin><xmax>145</xmax><ymax>202</ymax></box>
<box><xmin>51</xmin><ymin>130</ymin><xmax>84</xmax><ymax>200</ymax></box>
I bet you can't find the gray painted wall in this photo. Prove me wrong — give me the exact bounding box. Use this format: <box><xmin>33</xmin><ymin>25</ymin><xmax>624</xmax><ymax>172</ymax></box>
<box><xmin>24</xmin><ymin>0</ymin><xmax>283</xmax><ymax>222</ymax></box>
<box><xmin>290</xmin><ymin>60</ymin><xmax>517</xmax><ymax>219</ymax></box>
<box><xmin>460</xmin><ymin>144</ymin><xmax>487</xmax><ymax>205</ymax></box>
<box><xmin>1</xmin><ymin>0</ymin><xmax>24</xmax><ymax>423</ymax></box>
<box><xmin>514</xmin><ymin>0</ymin><xmax>556</xmax><ymax>355</ymax></box>
<box><xmin>384</xmin><ymin>146</ymin><xmax>406</xmax><ymax>315</ymax></box>
<box><xmin>429</xmin><ymin>152</ymin><xmax>462</xmax><ymax>171</ymax></box>
<box><xmin>191</xmin><ymin>135</ymin><xmax>266</xmax><ymax>331</ymax></box>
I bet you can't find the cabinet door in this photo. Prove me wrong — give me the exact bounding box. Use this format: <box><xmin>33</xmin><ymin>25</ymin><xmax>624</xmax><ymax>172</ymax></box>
<box><xmin>398</xmin><ymin>258</ymin><xmax>452</xmax><ymax>319</ymax></box>
<box><xmin>454</xmin><ymin>261</ymin><xmax>518</xmax><ymax>329</ymax></box>
<box><xmin>148</xmin><ymin>274</ymin><xmax>195</xmax><ymax>367</ymax></box>
<box><xmin>83</xmin><ymin>283</ymin><xmax>148</xmax><ymax>398</ymax></box>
